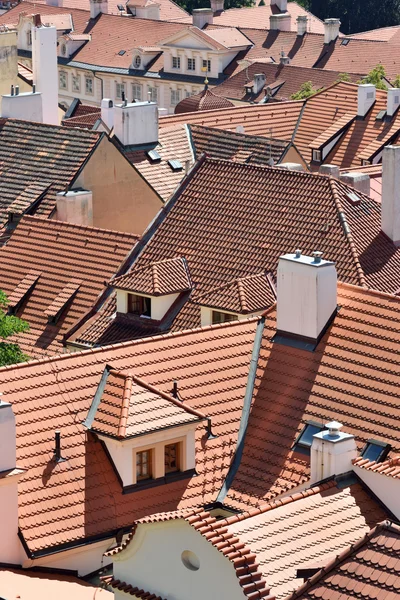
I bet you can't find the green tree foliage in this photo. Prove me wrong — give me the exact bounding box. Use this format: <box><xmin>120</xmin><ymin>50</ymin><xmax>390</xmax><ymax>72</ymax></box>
<box><xmin>0</xmin><ymin>291</ymin><xmax>29</xmax><ymax>366</ymax></box>
<box><xmin>392</xmin><ymin>74</ymin><xmax>400</xmax><ymax>87</ymax></box>
<box><xmin>291</xmin><ymin>81</ymin><xmax>323</xmax><ymax>100</ymax></box>
<box><xmin>359</xmin><ymin>64</ymin><xmax>388</xmax><ymax>90</ymax></box>
<box><xmin>336</xmin><ymin>72</ymin><xmax>351</xmax><ymax>82</ymax></box>
<box><xmin>309</xmin><ymin>0</ymin><xmax>400</xmax><ymax>35</ymax></box>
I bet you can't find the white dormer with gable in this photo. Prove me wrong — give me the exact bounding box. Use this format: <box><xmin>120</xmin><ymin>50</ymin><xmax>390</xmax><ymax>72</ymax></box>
<box><xmin>130</xmin><ymin>46</ymin><xmax>161</xmax><ymax>71</ymax></box>
<box><xmin>160</xmin><ymin>26</ymin><xmax>251</xmax><ymax>80</ymax></box>
<box><xmin>58</xmin><ymin>33</ymin><xmax>91</xmax><ymax>59</ymax></box>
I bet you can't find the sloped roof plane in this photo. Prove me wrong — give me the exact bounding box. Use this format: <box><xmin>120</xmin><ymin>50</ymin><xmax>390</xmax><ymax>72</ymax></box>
<box><xmin>111</xmin><ymin>257</ymin><xmax>192</xmax><ymax>296</ymax></box>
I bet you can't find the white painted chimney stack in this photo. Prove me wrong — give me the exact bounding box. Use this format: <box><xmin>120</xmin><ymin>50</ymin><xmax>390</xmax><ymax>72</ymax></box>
<box><xmin>113</xmin><ymin>100</ymin><xmax>158</xmax><ymax>147</ymax></box>
<box><xmin>192</xmin><ymin>8</ymin><xmax>213</xmax><ymax>28</ymax></box>
<box><xmin>297</xmin><ymin>15</ymin><xmax>308</xmax><ymax>36</ymax></box>
<box><xmin>319</xmin><ymin>164</ymin><xmax>340</xmax><ymax>178</ymax></box>
<box><xmin>382</xmin><ymin>145</ymin><xmax>400</xmax><ymax>245</ymax></box>
<box><xmin>270</xmin><ymin>13</ymin><xmax>291</xmax><ymax>31</ymax></box>
<box><xmin>387</xmin><ymin>88</ymin><xmax>400</xmax><ymax>117</ymax></box>
<box><xmin>270</xmin><ymin>0</ymin><xmax>287</xmax><ymax>11</ymax></box>
<box><xmin>56</xmin><ymin>189</ymin><xmax>93</xmax><ymax>226</ymax></box>
<box><xmin>32</xmin><ymin>23</ymin><xmax>58</xmax><ymax>125</ymax></box>
<box><xmin>0</xmin><ymin>400</ymin><xmax>25</xmax><ymax>565</ymax></box>
<box><xmin>90</xmin><ymin>0</ymin><xmax>108</xmax><ymax>18</ymax></box>
<box><xmin>324</xmin><ymin>18</ymin><xmax>340</xmax><ymax>44</ymax></box>
<box><xmin>2</xmin><ymin>88</ymin><xmax>43</xmax><ymax>122</ymax></box>
<box><xmin>253</xmin><ymin>73</ymin><xmax>266</xmax><ymax>95</ymax></box>
<box><xmin>210</xmin><ymin>0</ymin><xmax>224</xmax><ymax>13</ymax></box>
<box><xmin>310</xmin><ymin>421</ymin><xmax>357</xmax><ymax>483</ymax></box>
<box><xmin>101</xmin><ymin>98</ymin><xmax>114</xmax><ymax>130</ymax></box>
<box><xmin>277</xmin><ymin>250</ymin><xmax>337</xmax><ymax>343</ymax></box>
<box><xmin>357</xmin><ymin>84</ymin><xmax>376</xmax><ymax>117</ymax></box>
<box><xmin>339</xmin><ymin>172</ymin><xmax>371</xmax><ymax>196</ymax></box>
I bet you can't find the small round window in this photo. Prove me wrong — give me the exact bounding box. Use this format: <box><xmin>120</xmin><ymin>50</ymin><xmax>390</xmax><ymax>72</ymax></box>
<box><xmin>134</xmin><ymin>55</ymin><xmax>141</xmax><ymax>68</ymax></box>
<box><xmin>181</xmin><ymin>550</ymin><xmax>200</xmax><ymax>571</ymax></box>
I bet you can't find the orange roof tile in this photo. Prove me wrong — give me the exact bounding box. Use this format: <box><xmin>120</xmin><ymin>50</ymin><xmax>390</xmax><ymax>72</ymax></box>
<box><xmin>102</xmin><ymin>578</ymin><xmax>166</xmax><ymax>600</ymax></box>
<box><xmin>225</xmin><ymin>283</ymin><xmax>400</xmax><ymax>510</ymax></box>
<box><xmin>285</xmin><ymin>521</ymin><xmax>400</xmax><ymax>600</ymax></box>
<box><xmin>309</xmin><ymin>112</ymin><xmax>356</xmax><ymax>150</ymax></box>
<box><xmin>0</xmin><ymin>2</ymin><xmax>92</xmax><ymax>35</ymax></box>
<box><xmin>0</xmin><ymin>317</ymin><xmax>258</xmax><ymax>553</ymax></box>
<box><xmin>175</xmin><ymin>87</ymin><xmax>235</xmax><ymax>114</ymax></box>
<box><xmin>87</xmin><ymin>368</ymin><xmax>203</xmax><ymax>439</ymax></box>
<box><xmin>0</xmin><ymin>216</ymin><xmax>139</xmax><ymax>357</ymax></box>
<box><xmin>111</xmin><ymin>257</ymin><xmax>192</xmax><ymax>296</ymax></box>
<box><xmin>353</xmin><ymin>455</ymin><xmax>400</xmax><ymax>480</ymax></box>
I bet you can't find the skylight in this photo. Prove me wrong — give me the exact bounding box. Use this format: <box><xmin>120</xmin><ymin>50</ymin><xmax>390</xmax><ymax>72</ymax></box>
<box><xmin>293</xmin><ymin>421</ymin><xmax>325</xmax><ymax>453</ymax></box>
<box><xmin>345</xmin><ymin>191</ymin><xmax>361</xmax><ymax>206</ymax></box>
<box><xmin>375</xmin><ymin>109</ymin><xmax>386</xmax><ymax>120</ymax></box>
<box><xmin>147</xmin><ymin>149</ymin><xmax>161</xmax><ymax>163</ymax></box>
<box><xmin>168</xmin><ymin>159</ymin><xmax>183</xmax><ymax>172</ymax></box>
<box><xmin>361</xmin><ymin>439</ymin><xmax>391</xmax><ymax>463</ymax></box>
<box><xmin>341</xmin><ymin>39</ymin><xmax>350</xmax><ymax>46</ymax></box>
<box><xmin>118</xmin><ymin>50</ymin><xmax>126</xmax><ymax>56</ymax></box>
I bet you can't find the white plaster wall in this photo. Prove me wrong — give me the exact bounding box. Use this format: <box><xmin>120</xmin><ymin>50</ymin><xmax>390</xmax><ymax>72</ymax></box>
<box><xmin>382</xmin><ymin>145</ymin><xmax>400</xmax><ymax>245</ymax></box>
<box><xmin>113</xmin><ymin>520</ymin><xmax>246</xmax><ymax>600</ymax></box>
<box><xmin>353</xmin><ymin>466</ymin><xmax>400</xmax><ymax>520</ymax></box>
<box><xmin>114</xmin><ymin>101</ymin><xmax>158</xmax><ymax>147</ymax></box>
<box><xmin>151</xmin><ymin>293</ymin><xmax>179</xmax><ymax>320</ymax></box>
<box><xmin>0</xmin><ymin>403</ymin><xmax>16</xmax><ymax>471</ymax></box>
<box><xmin>0</xmin><ymin>481</ymin><xmax>25</xmax><ymax>565</ymax></box>
<box><xmin>1</xmin><ymin>92</ymin><xmax>43</xmax><ymax>122</ymax></box>
<box><xmin>32</xmin><ymin>25</ymin><xmax>59</xmax><ymax>125</ymax></box>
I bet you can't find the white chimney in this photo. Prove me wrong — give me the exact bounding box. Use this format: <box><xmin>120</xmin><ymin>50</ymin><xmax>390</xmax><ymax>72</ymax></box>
<box><xmin>46</xmin><ymin>0</ymin><xmax>64</xmax><ymax>6</ymax></box>
<box><xmin>387</xmin><ymin>88</ymin><xmax>400</xmax><ymax>117</ymax></box>
<box><xmin>101</xmin><ymin>98</ymin><xmax>114</xmax><ymax>130</ymax></box>
<box><xmin>279</xmin><ymin>163</ymin><xmax>304</xmax><ymax>171</ymax></box>
<box><xmin>2</xmin><ymin>87</ymin><xmax>43</xmax><ymax>122</ymax></box>
<box><xmin>210</xmin><ymin>0</ymin><xmax>224</xmax><ymax>13</ymax></box>
<box><xmin>324</xmin><ymin>18</ymin><xmax>340</xmax><ymax>44</ymax></box>
<box><xmin>192</xmin><ymin>8</ymin><xmax>213</xmax><ymax>28</ymax></box>
<box><xmin>270</xmin><ymin>0</ymin><xmax>287</xmax><ymax>11</ymax></box>
<box><xmin>0</xmin><ymin>400</ymin><xmax>25</xmax><ymax>565</ymax></box>
<box><xmin>340</xmin><ymin>172</ymin><xmax>370</xmax><ymax>196</ymax></box>
<box><xmin>297</xmin><ymin>15</ymin><xmax>308</xmax><ymax>35</ymax></box>
<box><xmin>357</xmin><ymin>84</ymin><xmax>376</xmax><ymax>117</ymax></box>
<box><xmin>382</xmin><ymin>145</ymin><xmax>400</xmax><ymax>245</ymax></box>
<box><xmin>32</xmin><ymin>24</ymin><xmax>58</xmax><ymax>125</ymax></box>
<box><xmin>277</xmin><ymin>250</ymin><xmax>337</xmax><ymax>343</ymax></box>
<box><xmin>56</xmin><ymin>189</ymin><xmax>93</xmax><ymax>226</ymax></box>
<box><xmin>114</xmin><ymin>100</ymin><xmax>158</xmax><ymax>147</ymax></box>
<box><xmin>90</xmin><ymin>0</ymin><xmax>108</xmax><ymax>18</ymax></box>
<box><xmin>310</xmin><ymin>421</ymin><xmax>357</xmax><ymax>483</ymax></box>
<box><xmin>319</xmin><ymin>164</ymin><xmax>339</xmax><ymax>178</ymax></box>
<box><xmin>253</xmin><ymin>73</ymin><xmax>266</xmax><ymax>95</ymax></box>
<box><xmin>270</xmin><ymin>13</ymin><xmax>291</xmax><ymax>31</ymax></box>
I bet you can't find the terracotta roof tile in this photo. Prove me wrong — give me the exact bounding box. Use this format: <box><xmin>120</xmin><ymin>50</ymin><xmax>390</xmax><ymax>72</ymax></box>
<box><xmin>309</xmin><ymin>112</ymin><xmax>356</xmax><ymax>150</ymax></box>
<box><xmin>285</xmin><ymin>521</ymin><xmax>400</xmax><ymax>600</ymax></box>
<box><xmin>0</xmin><ymin>317</ymin><xmax>258</xmax><ymax>553</ymax></box>
<box><xmin>102</xmin><ymin>578</ymin><xmax>166</xmax><ymax>600</ymax></box>
<box><xmin>62</xmin><ymin>111</ymin><xmax>101</xmax><ymax>130</ymax></box>
<box><xmin>353</xmin><ymin>455</ymin><xmax>400</xmax><ymax>480</ymax></box>
<box><xmin>0</xmin><ymin>216</ymin><xmax>139</xmax><ymax>357</ymax></box>
<box><xmin>111</xmin><ymin>257</ymin><xmax>192</xmax><ymax>296</ymax></box>
<box><xmin>88</xmin><ymin>368</ymin><xmax>202</xmax><ymax>439</ymax></box>
<box><xmin>175</xmin><ymin>88</ymin><xmax>235</xmax><ymax>115</ymax></box>
<box><xmin>0</xmin><ymin>2</ymin><xmax>92</xmax><ymax>35</ymax></box>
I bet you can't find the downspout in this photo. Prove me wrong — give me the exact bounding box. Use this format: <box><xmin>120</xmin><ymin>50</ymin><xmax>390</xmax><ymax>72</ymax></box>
<box><xmin>93</xmin><ymin>71</ymin><xmax>104</xmax><ymax>100</ymax></box>
<box><xmin>216</xmin><ymin>315</ymin><xmax>265</xmax><ymax>503</ymax></box>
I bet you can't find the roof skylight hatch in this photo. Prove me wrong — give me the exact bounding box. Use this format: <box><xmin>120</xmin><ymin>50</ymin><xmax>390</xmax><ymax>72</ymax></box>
<box><xmin>375</xmin><ymin>109</ymin><xmax>386</xmax><ymax>121</ymax></box>
<box><xmin>293</xmin><ymin>420</ymin><xmax>326</xmax><ymax>454</ymax></box>
<box><xmin>341</xmin><ymin>39</ymin><xmax>350</xmax><ymax>46</ymax></box>
<box><xmin>345</xmin><ymin>191</ymin><xmax>361</xmax><ymax>206</ymax></box>
<box><xmin>118</xmin><ymin>50</ymin><xmax>126</xmax><ymax>56</ymax></box>
<box><xmin>168</xmin><ymin>159</ymin><xmax>183</xmax><ymax>172</ymax></box>
<box><xmin>147</xmin><ymin>149</ymin><xmax>162</xmax><ymax>163</ymax></box>
<box><xmin>361</xmin><ymin>439</ymin><xmax>391</xmax><ymax>463</ymax></box>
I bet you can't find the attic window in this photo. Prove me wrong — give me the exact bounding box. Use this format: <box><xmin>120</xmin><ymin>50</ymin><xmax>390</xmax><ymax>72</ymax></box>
<box><xmin>341</xmin><ymin>39</ymin><xmax>350</xmax><ymax>46</ymax></box>
<box><xmin>376</xmin><ymin>109</ymin><xmax>386</xmax><ymax>120</ymax></box>
<box><xmin>128</xmin><ymin>293</ymin><xmax>151</xmax><ymax>317</ymax></box>
<box><xmin>212</xmin><ymin>311</ymin><xmax>238</xmax><ymax>324</ymax></box>
<box><xmin>118</xmin><ymin>50</ymin><xmax>126</xmax><ymax>56</ymax></box>
<box><xmin>361</xmin><ymin>439</ymin><xmax>391</xmax><ymax>463</ymax></box>
<box><xmin>147</xmin><ymin>149</ymin><xmax>161</xmax><ymax>163</ymax></box>
<box><xmin>293</xmin><ymin>421</ymin><xmax>325</xmax><ymax>453</ymax></box>
<box><xmin>168</xmin><ymin>159</ymin><xmax>183</xmax><ymax>172</ymax></box>
<box><xmin>312</xmin><ymin>149</ymin><xmax>322</xmax><ymax>163</ymax></box>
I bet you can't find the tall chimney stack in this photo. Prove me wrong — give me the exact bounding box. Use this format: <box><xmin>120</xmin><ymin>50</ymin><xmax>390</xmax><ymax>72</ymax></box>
<box><xmin>382</xmin><ymin>145</ymin><xmax>400</xmax><ymax>245</ymax></box>
<box><xmin>324</xmin><ymin>18</ymin><xmax>340</xmax><ymax>44</ymax></box>
<box><xmin>387</xmin><ymin>88</ymin><xmax>400</xmax><ymax>118</ymax></box>
<box><xmin>277</xmin><ymin>250</ymin><xmax>337</xmax><ymax>344</ymax></box>
<box><xmin>310</xmin><ymin>421</ymin><xmax>357</xmax><ymax>483</ymax></box>
<box><xmin>357</xmin><ymin>84</ymin><xmax>376</xmax><ymax>118</ymax></box>
<box><xmin>297</xmin><ymin>15</ymin><xmax>308</xmax><ymax>36</ymax></box>
<box><xmin>32</xmin><ymin>23</ymin><xmax>58</xmax><ymax>125</ymax></box>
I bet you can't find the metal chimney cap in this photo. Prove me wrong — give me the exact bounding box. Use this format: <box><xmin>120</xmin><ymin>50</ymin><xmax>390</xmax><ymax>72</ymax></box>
<box><xmin>295</xmin><ymin>249</ymin><xmax>301</xmax><ymax>258</ymax></box>
<box><xmin>326</xmin><ymin>420</ymin><xmax>343</xmax><ymax>434</ymax></box>
<box><xmin>312</xmin><ymin>250</ymin><xmax>323</xmax><ymax>263</ymax></box>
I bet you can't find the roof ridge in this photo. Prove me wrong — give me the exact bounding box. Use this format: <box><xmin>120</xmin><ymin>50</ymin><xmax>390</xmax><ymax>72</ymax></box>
<box><xmin>118</xmin><ymin>373</ymin><xmax>133</xmax><ymax>439</ymax></box>
<box><xmin>194</xmin><ymin>270</ymin><xmax>268</xmax><ymax>302</ymax></box>
<box><xmin>20</xmin><ymin>215</ymin><xmax>140</xmax><ymax>240</ymax></box>
<box><xmin>284</xmin><ymin>520</ymin><xmax>399</xmax><ymax>600</ymax></box>
<box><xmin>6</xmin><ymin>117</ymin><xmax>101</xmax><ymax>136</ymax></box>
<box><xmin>236</xmin><ymin>278</ymin><xmax>247</xmax><ymax>312</ymax></box>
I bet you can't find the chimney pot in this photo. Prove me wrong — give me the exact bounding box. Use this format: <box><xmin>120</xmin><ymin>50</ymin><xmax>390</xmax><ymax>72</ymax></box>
<box><xmin>295</xmin><ymin>248</ymin><xmax>301</xmax><ymax>259</ymax></box>
<box><xmin>312</xmin><ymin>250</ymin><xmax>323</xmax><ymax>264</ymax></box>
<box><xmin>15</xmin><ymin>85</ymin><xmax>19</xmax><ymax>96</ymax></box>
<box><xmin>296</xmin><ymin>15</ymin><xmax>308</xmax><ymax>36</ymax></box>
<box><xmin>10</xmin><ymin>84</ymin><xmax>14</xmax><ymax>96</ymax></box>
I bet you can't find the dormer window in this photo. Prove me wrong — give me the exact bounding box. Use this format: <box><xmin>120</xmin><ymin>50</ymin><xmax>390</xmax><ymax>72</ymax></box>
<box><xmin>128</xmin><ymin>294</ymin><xmax>151</xmax><ymax>317</ymax></box>
<box><xmin>133</xmin><ymin>55</ymin><xmax>141</xmax><ymax>69</ymax></box>
<box><xmin>165</xmin><ymin>442</ymin><xmax>180</xmax><ymax>473</ymax></box>
<box><xmin>361</xmin><ymin>439</ymin><xmax>391</xmax><ymax>463</ymax></box>
<box><xmin>293</xmin><ymin>421</ymin><xmax>326</xmax><ymax>454</ymax></box>
<box><xmin>136</xmin><ymin>449</ymin><xmax>152</xmax><ymax>480</ymax></box>
<box><xmin>212</xmin><ymin>311</ymin><xmax>238</xmax><ymax>325</ymax></box>
<box><xmin>312</xmin><ymin>149</ymin><xmax>322</xmax><ymax>163</ymax></box>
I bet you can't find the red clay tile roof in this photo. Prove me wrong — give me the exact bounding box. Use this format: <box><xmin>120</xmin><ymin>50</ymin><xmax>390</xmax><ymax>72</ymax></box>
<box><xmin>0</xmin><ymin>318</ymin><xmax>258</xmax><ymax>553</ymax></box>
<box><xmin>0</xmin><ymin>2</ymin><xmax>93</xmax><ymax>35</ymax></box>
<box><xmin>285</xmin><ymin>521</ymin><xmax>400</xmax><ymax>600</ymax></box>
<box><xmin>194</xmin><ymin>271</ymin><xmax>276</xmax><ymax>314</ymax></box>
<box><xmin>309</xmin><ymin>112</ymin><xmax>355</xmax><ymax>150</ymax></box>
<box><xmin>353</xmin><ymin>455</ymin><xmax>400</xmax><ymax>480</ymax></box>
<box><xmin>0</xmin><ymin>119</ymin><xmax>101</xmax><ymax>227</ymax></box>
<box><xmin>88</xmin><ymin>368</ymin><xmax>203</xmax><ymax>439</ymax></box>
<box><xmin>62</xmin><ymin>111</ymin><xmax>102</xmax><ymax>130</ymax></box>
<box><xmin>175</xmin><ymin>88</ymin><xmax>235</xmax><ymax>115</ymax></box>
<box><xmin>225</xmin><ymin>283</ymin><xmax>400</xmax><ymax>510</ymax></box>
<box><xmin>0</xmin><ymin>216</ymin><xmax>139</xmax><ymax>357</ymax></box>
<box><xmin>111</xmin><ymin>257</ymin><xmax>192</xmax><ymax>296</ymax></box>
<box><xmin>102</xmin><ymin>578</ymin><xmax>166</xmax><ymax>600</ymax></box>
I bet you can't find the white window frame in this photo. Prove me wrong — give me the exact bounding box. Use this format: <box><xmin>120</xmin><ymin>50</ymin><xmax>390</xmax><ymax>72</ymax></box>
<box><xmin>72</xmin><ymin>74</ymin><xmax>80</xmax><ymax>93</ymax></box>
<box><xmin>59</xmin><ymin>71</ymin><xmax>68</xmax><ymax>90</ymax></box>
<box><xmin>148</xmin><ymin>86</ymin><xmax>158</xmax><ymax>103</ymax></box>
<box><xmin>170</xmin><ymin>89</ymin><xmax>180</xmax><ymax>106</ymax></box>
<box><xmin>85</xmin><ymin>76</ymin><xmax>94</xmax><ymax>95</ymax></box>
<box><xmin>312</xmin><ymin>149</ymin><xmax>322</xmax><ymax>163</ymax></box>
<box><xmin>172</xmin><ymin>56</ymin><xmax>181</xmax><ymax>69</ymax></box>
<box><xmin>116</xmin><ymin>82</ymin><xmax>125</xmax><ymax>100</ymax></box>
<box><xmin>187</xmin><ymin>58</ymin><xmax>196</xmax><ymax>71</ymax></box>
<box><xmin>132</xmin><ymin>83</ymin><xmax>142</xmax><ymax>101</ymax></box>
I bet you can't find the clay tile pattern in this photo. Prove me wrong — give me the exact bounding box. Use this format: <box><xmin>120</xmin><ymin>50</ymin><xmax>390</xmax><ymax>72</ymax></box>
<box><xmin>62</xmin><ymin>111</ymin><xmax>101</xmax><ymax>130</ymax></box>
<box><xmin>102</xmin><ymin>578</ymin><xmax>166</xmax><ymax>600</ymax></box>
<box><xmin>309</xmin><ymin>113</ymin><xmax>356</xmax><ymax>150</ymax></box>
<box><xmin>285</xmin><ymin>521</ymin><xmax>400</xmax><ymax>600</ymax></box>
<box><xmin>0</xmin><ymin>216</ymin><xmax>139</xmax><ymax>357</ymax></box>
<box><xmin>0</xmin><ymin>318</ymin><xmax>258</xmax><ymax>553</ymax></box>
<box><xmin>353</xmin><ymin>455</ymin><xmax>400</xmax><ymax>480</ymax></box>
<box><xmin>0</xmin><ymin>2</ymin><xmax>93</xmax><ymax>35</ymax></box>
<box><xmin>225</xmin><ymin>283</ymin><xmax>400</xmax><ymax>510</ymax></box>
<box><xmin>111</xmin><ymin>257</ymin><xmax>192</xmax><ymax>296</ymax></box>
<box><xmin>0</xmin><ymin>119</ymin><xmax>101</xmax><ymax>227</ymax></box>
<box><xmin>175</xmin><ymin>88</ymin><xmax>235</xmax><ymax>115</ymax></box>
<box><xmin>194</xmin><ymin>271</ymin><xmax>276</xmax><ymax>314</ymax></box>
<box><xmin>89</xmin><ymin>369</ymin><xmax>201</xmax><ymax>439</ymax></box>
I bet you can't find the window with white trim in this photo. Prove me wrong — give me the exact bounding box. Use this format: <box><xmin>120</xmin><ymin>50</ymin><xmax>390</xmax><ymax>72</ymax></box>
<box><xmin>171</xmin><ymin>89</ymin><xmax>181</xmax><ymax>106</ymax></box>
<box><xmin>59</xmin><ymin>71</ymin><xmax>68</xmax><ymax>90</ymax></box>
<box><xmin>72</xmin><ymin>74</ymin><xmax>80</xmax><ymax>93</ymax></box>
<box><xmin>312</xmin><ymin>149</ymin><xmax>322</xmax><ymax>163</ymax></box>
<box><xmin>27</xmin><ymin>30</ymin><xmax>32</xmax><ymax>46</ymax></box>
<box><xmin>148</xmin><ymin>86</ymin><xmax>158</xmax><ymax>103</ymax></box>
<box><xmin>187</xmin><ymin>58</ymin><xmax>196</xmax><ymax>71</ymax></box>
<box><xmin>172</xmin><ymin>56</ymin><xmax>181</xmax><ymax>69</ymax></box>
<box><xmin>202</xmin><ymin>59</ymin><xmax>211</xmax><ymax>72</ymax></box>
<box><xmin>132</xmin><ymin>83</ymin><xmax>142</xmax><ymax>101</ymax></box>
<box><xmin>116</xmin><ymin>82</ymin><xmax>125</xmax><ymax>100</ymax></box>
<box><xmin>85</xmin><ymin>76</ymin><xmax>94</xmax><ymax>95</ymax></box>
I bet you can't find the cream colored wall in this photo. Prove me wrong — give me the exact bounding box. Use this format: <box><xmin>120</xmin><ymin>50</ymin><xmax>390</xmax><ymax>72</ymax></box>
<box><xmin>116</xmin><ymin>290</ymin><xmax>179</xmax><ymax>320</ymax></box>
<box><xmin>353</xmin><ymin>465</ymin><xmax>400</xmax><ymax>520</ymax></box>
<box><xmin>113</xmin><ymin>520</ymin><xmax>246</xmax><ymax>600</ymax></box>
<box><xmin>282</xmin><ymin>145</ymin><xmax>309</xmax><ymax>169</ymax></box>
<box><xmin>0</xmin><ymin>30</ymin><xmax>18</xmax><ymax>102</ymax></box>
<box><xmin>75</xmin><ymin>136</ymin><xmax>163</xmax><ymax>235</ymax></box>
<box><xmin>200</xmin><ymin>306</ymin><xmax>262</xmax><ymax>327</ymax></box>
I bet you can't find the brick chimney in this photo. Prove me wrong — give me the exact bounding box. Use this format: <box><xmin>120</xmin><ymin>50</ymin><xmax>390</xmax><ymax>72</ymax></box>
<box><xmin>382</xmin><ymin>145</ymin><xmax>400</xmax><ymax>245</ymax></box>
<box><xmin>114</xmin><ymin>99</ymin><xmax>159</xmax><ymax>147</ymax></box>
<box><xmin>192</xmin><ymin>8</ymin><xmax>213</xmax><ymax>28</ymax></box>
<box><xmin>270</xmin><ymin>13</ymin><xmax>291</xmax><ymax>31</ymax></box>
<box><xmin>310</xmin><ymin>421</ymin><xmax>357</xmax><ymax>483</ymax></box>
<box><xmin>270</xmin><ymin>0</ymin><xmax>287</xmax><ymax>11</ymax></box>
<box><xmin>324</xmin><ymin>18</ymin><xmax>340</xmax><ymax>44</ymax></box>
<box><xmin>387</xmin><ymin>88</ymin><xmax>400</xmax><ymax>117</ymax></box>
<box><xmin>90</xmin><ymin>0</ymin><xmax>108</xmax><ymax>18</ymax></box>
<box><xmin>297</xmin><ymin>15</ymin><xmax>308</xmax><ymax>35</ymax></box>
<box><xmin>277</xmin><ymin>250</ymin><xmax>337</xmax><ymax>344</ymax></box>
<box><xmin>357</xmin><ymin>84</ymin><xmax>376</xmax><ymax>117</ymax></box>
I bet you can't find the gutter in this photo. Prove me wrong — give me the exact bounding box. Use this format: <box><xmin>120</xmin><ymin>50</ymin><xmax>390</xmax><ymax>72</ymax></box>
<box><xmin>216</xmin><ymin>315</ymin><xmax>265</xmax><ymax>503</ymax></box>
